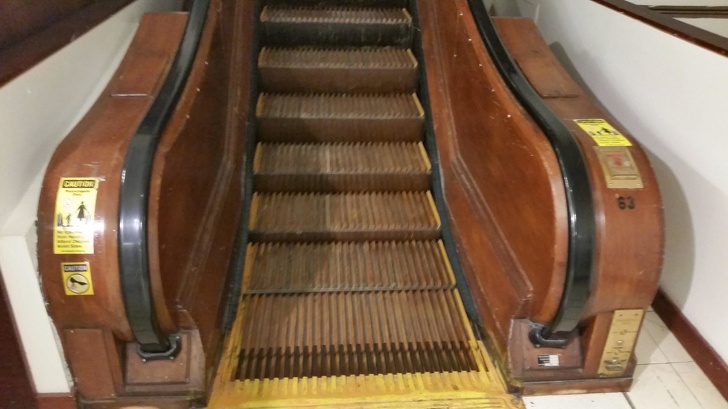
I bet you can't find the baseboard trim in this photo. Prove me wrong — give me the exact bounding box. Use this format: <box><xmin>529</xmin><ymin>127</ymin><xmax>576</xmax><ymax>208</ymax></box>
<box><xmin>652</xmin><ymin>288</ymin><xmax>728</xmax><ymax>401</ymax></box>
<box><xmin>37</xmin><ymin>392</ymin><xmax>77</xmax><ymax>409</ymax></box>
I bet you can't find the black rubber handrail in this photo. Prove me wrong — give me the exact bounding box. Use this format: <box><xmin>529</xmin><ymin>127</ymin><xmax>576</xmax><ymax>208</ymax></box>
<box><xmin>118</xmin><ymin>0</ymin><xmax>209</xmax><ymax>359</ymax></box>
<box><xmin>466</xmin><ymin>0</ymin><xmax>597</xmax><ymax>346</ymax></box>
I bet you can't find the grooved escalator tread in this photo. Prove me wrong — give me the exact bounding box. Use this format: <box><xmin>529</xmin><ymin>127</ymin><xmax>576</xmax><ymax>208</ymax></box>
<box><xmin>253</xmin><ymin>142</ymin><xmax>431</xmax><ymax>192</ymax></box>
<box><xmin>244</xmin><ymin>241</ymin><xmax>455</xmax><ymax>293</ymax></box>
<box><xmin>209</xmin><ymin>0</ymin><xmax>519</xmax><ymax>406</ymax></box>
<box><xmin>256</xmin><ymin>93</ymin><xmax>424</xmax><ymax>142</ymax></box>
<box><xmin>260</xmin><ymin>7</ymin><xmax>413</xmax><ymax>47</ymax></box>
<box><xmin>249</xmin><ymin>192</ymin><xmax>441</xmax><ymax>241</ymax></box>
<box><xmin>261</xmin><ymin>7</ymin><xmax>411</xmax><ymax>25</ymax></box>
<box><xmin>264</xmin><ymin>0</ymin><xmax>408</xmax><ymax>8</ymax></box>
<box><xmin>259</xmin><ymin>47</ymin><xmax>418</xmax><ymax>93</ymax></box>
<box><xmin>236</xmin><ymin>290</ymin><xmax>479</xmax><ymax>380</ymax></box>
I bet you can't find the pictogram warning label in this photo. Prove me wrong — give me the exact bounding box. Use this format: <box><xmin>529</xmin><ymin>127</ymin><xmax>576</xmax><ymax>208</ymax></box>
<box><xmin>574</xmin><ymin>119</ymin><xmax>632</xmax><ymax>147</ymax></box>
<box><xmin>53</xmin><ymin>178</ymin><xmax>99</xmax><ymax>254</ymax></box>
<box><xmin>62</xmin><ymin>262</ymin><xmax>94</xmax><ymax>296</ymax></box>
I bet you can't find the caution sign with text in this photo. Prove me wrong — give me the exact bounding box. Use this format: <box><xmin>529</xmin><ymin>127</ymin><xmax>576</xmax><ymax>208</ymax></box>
<box><xmin>53</xmin><ymin>178</ymin><xmax>99</xmax><ymax>254</ymax></box>
<box><xmin>574</xmin><ymin>119</ymin><xmax>632</xmax><ymax>147</ymax></box>
<box><xmin>62</xmin><ymin>262</ymin><xmax>94</xmax><ymax>296</ymax></box>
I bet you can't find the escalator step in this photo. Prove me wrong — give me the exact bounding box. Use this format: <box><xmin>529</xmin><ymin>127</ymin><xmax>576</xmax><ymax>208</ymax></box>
<box><xmin>249</xmin><ymin>192</ymin><xmax>440</xmax><ymax>241</ymax></box>
<box><xmin>259</xmin><ymin>47</ymin><xmax>418</xmax><ymax>93</ymax></box>
<box><xmin>256</xmin><ymin>93</ymin><xmax>424</xmax><ymax>142</ymax></box>
<box><xmin>253</xmin><ymin>142</ymin><xmax>431</xmax><ymax>192</ymax></box>
<box><xmin>235</xmin><ymin>290</ymin><xmax>478</xmax><ymax>380</ymax></box>
<box><xmin>244</xmin><ymin>241</ymin><xmax>455</xmax><ymax>292</ymax></box>
<box><xmin>260</xmin><ymin>7</ymin><xmax>413</xmax><ymax>47</ymax></box>
<box><xmin>263</xmin><ymin>0</ymin><xmax>408</xmax><ymax>8</ymax></box>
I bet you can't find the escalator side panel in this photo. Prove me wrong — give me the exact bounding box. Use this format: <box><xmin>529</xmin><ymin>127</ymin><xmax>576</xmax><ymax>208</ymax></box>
<box><xmin>495</xmin><ymin>17</ymin><xmax>663</xmax><ymax>323</ymax></box>
<box><xmin>148</xmin><ymin>0</ymin><xmax>253</xmax><ymax>361</ymax></box>
<box><xmin>37</xmin><ymin>13</ymin><xmax>194</xmax><ymax>402</ymax></box>
<box><xmin>418</xmin><ymin>0</ymin><xmax>663</xmax><ymax>394</ymax></box>
<box><xmin>418</xmin><ymin>0</ymin><xmax>569</xmax><ymax>341</ymax></box>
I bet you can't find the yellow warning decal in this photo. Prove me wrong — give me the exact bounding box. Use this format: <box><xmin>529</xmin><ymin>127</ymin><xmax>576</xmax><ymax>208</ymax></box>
<box><xmin>53</xmin><ymin>178</ymin><xmax>99</xmax><ymax>254</ymax></box>
<box><xmin>574</xmin><ymin>119</ymin><xmax>632</xmax><ymax>147</ymax></box>
<box><xmin>62</xmin><ymin>262</ymin><xmax>94</xmax><ymax>296</ymax></box>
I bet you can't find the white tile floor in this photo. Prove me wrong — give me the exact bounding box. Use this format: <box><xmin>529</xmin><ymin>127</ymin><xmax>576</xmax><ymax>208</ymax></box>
<box><xmin>525</xmin><ymin>311</ymin><xmax>728</xmax><ymax>409</ymax></box>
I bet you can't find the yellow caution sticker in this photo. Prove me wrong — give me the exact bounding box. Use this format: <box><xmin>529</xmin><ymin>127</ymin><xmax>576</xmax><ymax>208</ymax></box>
<box><xmin>574</xmin><ymin>119</ymin><xmax>632</xmax><ymax>147</ymax></box>
<box><xmin>62</xmin><ymin>262</ymin><xmax>94</xmax><ymax>296</ymax></box>
<box><xmin>53</xmin><ymin>178</ymin><xmax>99</xmax><ymax>254</ymax></box>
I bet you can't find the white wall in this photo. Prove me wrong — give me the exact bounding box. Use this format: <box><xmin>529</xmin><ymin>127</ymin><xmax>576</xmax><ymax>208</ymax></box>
<box><xmin>514</xmin><ymin>0</ymin><xmax>728</xmax><ymax>363</ymax></box>
<box><xmin>0</xmin><ymin>0</ymin><xmax>181</xmax><ymax>394</ymax></box>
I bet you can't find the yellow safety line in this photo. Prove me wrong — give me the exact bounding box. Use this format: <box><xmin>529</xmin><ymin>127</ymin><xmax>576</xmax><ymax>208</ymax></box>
<box><xmin>402</xmin><ymin>8</ymin><xmax>413</xmax><ymax>23</ymax></box>
<box><xmin>406</xmin><ymin>48</ymin><xmax>419</xmax><ymax>68</ymax></box>
<box><xmin>418</xmin><ymin>142</ymin><xmax>432</xmax><ymax>172</ymax></box>
<box><xmin>248</xmin><ymin>193</ymin><xmax>260</xmax><ymax>230</ymax></box>
<box><xmin>241</xmin><ymin>244</ymin><xmax>256</xmax><ymax>292</ymax></box>
<box><xmin>412</xmin><ymin>92</ymin><xmax>425</xmax><ymax>117</ymax></box>
<box><xmin>212</xmin><ymin>371</ymin><xmax>520</xmax><ymax>408</ymax></box>
<box><xmin>255</xmin><ymin>93</ymin><xmax>266</xmax><ymax>116</ymax></box>
<box><xmin>252</xmin><ymin>143</ymin><xmax>263</xmax><ymax>172</ymax></box>
<box><xmin>437</xmin><ymin>240</ymin><xmax>457</xmax><ymax>286</ymax></box>
<box><xmin>426</xmin><ymin>190</ymin><xmax>441</xmax><ymax>228</ymax></box>
<box><xmin>209</xmin><ymin>246</ymin><xmax>259</xmax><ymax>406</ymax></box>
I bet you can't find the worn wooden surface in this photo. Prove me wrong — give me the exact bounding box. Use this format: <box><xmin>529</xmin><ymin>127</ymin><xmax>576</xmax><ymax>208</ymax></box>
<box><xmin>418</xmin><ymin>0</ymin><xmax>568</xmax><ymax>355</ymax></box>
<box><xmin>38</xmin><ymin>11</ymin><xmax>187</xmax><ymax>346</ymax></box>
<box><xmin>495</xmin><ymin>17</ymin><xmax>663</xmax><ymax>320</ymax></box>
<box><xmin>37</xmin><ymin>0</ymin><xmax>254</xmax><ymax>403</ymax></box>
<box><xmin>37</xmin><ymin>12</ymin><xmax>189</xmax><ymax>403</ymax></box>
<box><xmin>148</xmin><ymin>0</ymin><xmax>253</xmax><ymax>369</ymax></box>
<box><xmin>417</xmin><ymin>0</ymin><xmax>663</xmax><ymax>393</ymax></box>
<box><xmin>0</xmin><ymin>275</ymin><xmax>35</xmax><ymax>408</ymax></box>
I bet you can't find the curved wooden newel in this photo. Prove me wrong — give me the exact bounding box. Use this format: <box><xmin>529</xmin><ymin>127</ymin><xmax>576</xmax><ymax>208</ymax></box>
<box><xmin>37</xmin><ymin>11</ymin><xmax>190</xmax><ymax>402</ymax></box>
<box><xmin>37</xmin><ymin>1</ymin><xmax>252</xmax><ymax>406</ymax></box>
<box><xmin>418</xmin><ymin>0</ymin><xmax>663</xmax><ymax>394</ymax></box>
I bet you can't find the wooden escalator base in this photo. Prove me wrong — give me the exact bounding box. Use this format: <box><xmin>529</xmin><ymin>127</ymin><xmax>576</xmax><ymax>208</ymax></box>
<box><xmin>210</xmin><ymin>2</ymin><xmax>521</xmax><ymax>407</ymax></box>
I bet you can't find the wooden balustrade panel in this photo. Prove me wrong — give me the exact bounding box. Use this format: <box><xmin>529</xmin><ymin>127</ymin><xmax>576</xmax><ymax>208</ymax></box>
<box><xmin>418</xmin><ymin>0</ymin><xmax>569</xmax><ymax>350</ymax></box>
<box><xmin>147</xmin><ymin>0</ymin><xmax>252</xmax><ymax>360</ymax></box>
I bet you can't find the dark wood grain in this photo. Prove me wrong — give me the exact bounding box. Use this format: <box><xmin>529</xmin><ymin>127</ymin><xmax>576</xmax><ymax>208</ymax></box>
<box><xmin>0</xmin><ymin>0</ymin><xmax>134</xmax><ymax>86</ymax></box>
<box><xmin>496</xmin><ymin>16</ymin><xmax>662</xmax><ymax>393</ymax></box>
<box><xmin>496</xmin><ymin>18</ymin><xmax>664</xmax><ymax>319</ymax></box>
<box><xmin>147</xmin><ymin>0</ymin><xmax>253</xmax><ymax>368</ymax></box>
<box><xmin>36</xmin><ymin>393</ymin><xmax>77</xmax><ymax>409</ymax></box>
<box><xmin>37</xmin><ymin>0</ymin><xmax>254</xmax><ymax>404</ymax></box>
<box><xmin>37</xmin><ymin>12</ymin><xmax>189</xmax><ymax>403</ymax></box>
<box><xmin>0</xmin><ymin>275</ymin><xmax>35</xmax><ymax>409</ymax></box>
<box><xmin>418</xmin><ymin>0</ymin><xmax>663</xmax><ymax>393</ymax></box>
<box><xmin>419</xmin><ymin>0</ymin><xmax>569</xmax><ymax>353</ymax></box>
<box><xmin>0</xmin><ymin>0</ymin><xmax>92</xmax><ymax>48</ymax></box>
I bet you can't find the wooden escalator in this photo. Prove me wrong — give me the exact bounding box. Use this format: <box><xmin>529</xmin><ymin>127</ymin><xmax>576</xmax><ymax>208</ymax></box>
<box><xmin>34</xmin><ymin>0</ymin><xmax>664</xmax><ymax>406</ymax></box>
<box><xmin>209</xmin><ymin>2</ymin><xmax>519</xmax><ymax>408</ymax></box>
